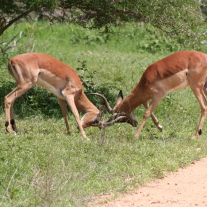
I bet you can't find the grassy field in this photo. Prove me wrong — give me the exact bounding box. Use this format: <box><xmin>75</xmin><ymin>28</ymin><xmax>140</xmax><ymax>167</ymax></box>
<box><xmin>1</xmin><ymin>21</ymin><xmax>207</xmax><ymax>206</ymax></box>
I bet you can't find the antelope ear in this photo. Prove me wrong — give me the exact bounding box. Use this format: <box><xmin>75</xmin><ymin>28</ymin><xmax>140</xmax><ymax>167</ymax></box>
<box><xmin>115</xmin><ymin>90</ymin><xmax>124</xmax><ymax>106</ymax></box>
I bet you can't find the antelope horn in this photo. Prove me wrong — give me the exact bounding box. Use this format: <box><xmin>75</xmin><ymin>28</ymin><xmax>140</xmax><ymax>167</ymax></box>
<box><xmin>93</xmin><ymin>105</ymin><xmax>105</xmax><ymax>124</ymax></box>
<box><xmin>99</xmin><ymin>116</ymin><xmax>129</xmax><ymax>129</ymax></box>
<box><xmin>87</xmin><ymin>93</ymin><xmax>113</xmax><ymax>113</ymax></box>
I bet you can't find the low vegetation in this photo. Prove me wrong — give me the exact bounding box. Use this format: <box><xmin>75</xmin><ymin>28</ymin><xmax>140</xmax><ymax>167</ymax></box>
<box><xmin>1</xmin><ymin>21</ymin><xmax>207</xmax><ymax>206</ymax></box>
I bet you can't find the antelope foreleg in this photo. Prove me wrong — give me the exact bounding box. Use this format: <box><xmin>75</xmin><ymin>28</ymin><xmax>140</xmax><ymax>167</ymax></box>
<box><xmin>63</xmin><ymin>93</ymin><xmax>89</xmax><ymax>140</ymax></box>
<box><xmin>58</xmin><ymin>98</ymin><xmax>72</xmax><ymax>134</ymax></box>
<box><xmin>143</xmin><ymin>102</ymin><xmax>163</xmax><ymax>132</ymax></box>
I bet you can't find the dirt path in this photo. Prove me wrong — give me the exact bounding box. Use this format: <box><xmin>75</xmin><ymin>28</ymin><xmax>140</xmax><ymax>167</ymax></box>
<box><xmin>89</xmin><ymin>157</ymin><xmax>207</xmax><ymax>207</ymax></box>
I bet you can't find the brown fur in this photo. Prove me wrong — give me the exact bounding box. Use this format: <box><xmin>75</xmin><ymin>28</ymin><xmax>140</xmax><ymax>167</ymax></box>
<box><xmin>4</xmin><ymin>53</ymin><xmax>100</xmax><ymax>139</ymax></box>
<box><xmin>112</xmin><ymin>51</ymin><xmax>207</xmax><ymax>139</ymax></box>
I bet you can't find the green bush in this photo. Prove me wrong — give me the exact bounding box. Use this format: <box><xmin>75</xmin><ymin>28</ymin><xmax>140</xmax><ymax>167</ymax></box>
<box><xmin>1</xmin><ymin>21</ymin><xmax>207</xmax><ymax>207</ymax></box>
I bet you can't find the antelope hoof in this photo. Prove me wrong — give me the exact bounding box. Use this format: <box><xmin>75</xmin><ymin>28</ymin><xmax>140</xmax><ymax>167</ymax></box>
<box><xmin>191</xmin><ymin>129</ymin><xmax>202</xmax><ymax>139</ymax></box>
<box><xmin>134</xmin><ymin>134</ymin><xmax>140</xmax><ymax>140</ymax></box>
<box><xmin>85</xmin><ymin>136</ymin><xmax>90</xmax><ymax>141</ymax></box>
<box><xmin>5</xmin><ymin>124</ymin><xmax>13</xmax><ymax>134</ymax></box>
<box><xmin>67</xmin><ymin>130</ymin><xmax>72</xmax><ymax>135</ymax></box>
<box><xmin>6</xmin><ymin>127</ymin><xmax>17</xmax><ymax>135</ymax></box>
<box><xmin>158</xmin><ymin>124</ymin><xmax>163</xmax><ymax>132</ymax></box>
<box><xmin>191</xmin><ymin>135</ymin><xmax>199</xmax><ymax>139</ymax></box>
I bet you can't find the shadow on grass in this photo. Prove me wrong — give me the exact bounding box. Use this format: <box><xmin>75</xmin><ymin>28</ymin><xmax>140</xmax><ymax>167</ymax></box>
<box><xmin>0</xmin><ymin>81</ymin><xmax>63</xmax><ymax>119</ymax></box>
<box><xmin>0</xmin><ymin>80</ymin><xmax>116</xmax><ymax>119</ymax></box>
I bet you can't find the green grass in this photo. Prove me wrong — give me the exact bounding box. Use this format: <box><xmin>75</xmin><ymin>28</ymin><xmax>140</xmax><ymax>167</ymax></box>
<box><xmin>1</xmin><ymin>21</ymin><xmax>207</xmax><ymax>206</ymax></box>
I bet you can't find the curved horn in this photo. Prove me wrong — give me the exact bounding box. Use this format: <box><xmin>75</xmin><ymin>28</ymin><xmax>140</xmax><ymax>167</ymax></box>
<box><xmin>93</xmin><ymin>105</ymin><xmax>105</xmax><ymax>124</ymax></box>
<box><xmin>99</xmin><ymin>116</ymin><xmax>128</xmax><ymax>128</ymax></box>
<box><xmin>87</xmin><ymin>93</ymin><xmax>113</xmax><ymax>113</ymax></box>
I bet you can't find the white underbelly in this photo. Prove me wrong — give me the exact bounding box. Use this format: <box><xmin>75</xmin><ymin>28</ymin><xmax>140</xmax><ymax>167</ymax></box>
<box><xmin>36</xmin><ymin>77</ymin><xmax>65</xmax><ymax>99</ymax></box>
<box><xmin>157</xmin><ymin>69</ymin><xmax>189</xmax><ymax>94</ymax></box>
<box><xmin>167</xmin><ymin>79</ymin><xmax>189</xmax><ymax>93</ymax></box>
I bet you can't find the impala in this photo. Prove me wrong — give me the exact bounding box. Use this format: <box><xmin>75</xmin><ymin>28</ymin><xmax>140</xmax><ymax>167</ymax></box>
<box><xmin>89</xmin><ymin>51</ymin><xmax>207</xmax><ymax>139</ymax></box>
<box><xmin>4</xmin><ymin>53</ymin><xmax>103</xmax><ymax>140</ymax></box>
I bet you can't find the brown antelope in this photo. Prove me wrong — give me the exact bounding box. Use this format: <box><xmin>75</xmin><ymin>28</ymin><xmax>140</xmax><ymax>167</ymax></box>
<box><xmin>4</xmin><ymin>53</ymin><xmax>103</xmax><ymax>140</ymax></box>
<box><xmin>89</xmin><ymin>51</ymin><xmax>207</xmax><ymax>139</ymax></box>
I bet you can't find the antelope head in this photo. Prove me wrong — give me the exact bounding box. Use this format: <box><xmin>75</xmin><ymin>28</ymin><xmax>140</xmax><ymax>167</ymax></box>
<box><xmin>88</xmin><ymin>91</ymin><xmax>138</xmax><ymax>129</ymax></box>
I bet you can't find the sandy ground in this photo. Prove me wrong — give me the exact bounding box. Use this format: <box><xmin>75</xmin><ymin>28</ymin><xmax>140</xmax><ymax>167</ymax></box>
<box><xmin>89</xmin><ymin>157</ymin><xmax>207</xmax><ymax>207</ymax></box>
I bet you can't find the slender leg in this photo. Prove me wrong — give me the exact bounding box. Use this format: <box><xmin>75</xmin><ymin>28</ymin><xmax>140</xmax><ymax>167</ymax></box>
<box><xmin>62</xmin><ymin>92</ymin><xmax>89</xmax><ymax>140</ymax></box>
<box><xmin>58</xmin><ymin>98</ymin><xmax>72</xmax><ymax>134</ymax></box>
<box><xmin>190</xmin><ymin>86</ymin><xmax>207</xmax><ymax>139</ymax></box>
<box><xmin>135</xmin><ymin>96</ymin><xmax>163</xmax><ymax>139</ymax></box>
<box><xmin>4</xmin><ymin>83</ymin><xmax>33</xmax><ymax>133</ymax></box>
<box><xmin>143</xmin><ymin>102</ymin><xmax>163</xmax><ymax>132</ymax></box>
<box><xmin>10</xmin><ymin>102</ymin><xmax>17</xmax><ymax>132</ymax></box>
